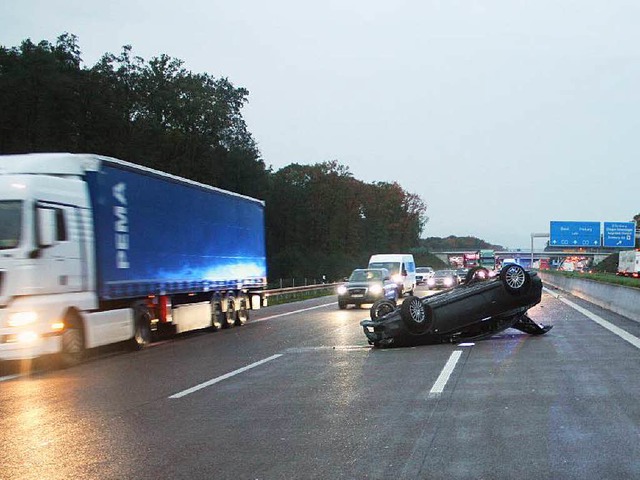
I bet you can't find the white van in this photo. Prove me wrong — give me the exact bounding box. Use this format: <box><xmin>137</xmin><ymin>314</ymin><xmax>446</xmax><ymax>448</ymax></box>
<box><xmin>368</xmin><ymin>254</ymin><xmax>416</xmax><ymax>296</ymax></box>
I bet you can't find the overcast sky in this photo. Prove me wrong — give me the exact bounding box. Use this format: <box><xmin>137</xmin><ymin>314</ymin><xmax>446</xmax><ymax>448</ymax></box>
<box><xmin>2</xmin><ymin>0</ymin><xmax>639</xmax><ymax>249</ymax></box>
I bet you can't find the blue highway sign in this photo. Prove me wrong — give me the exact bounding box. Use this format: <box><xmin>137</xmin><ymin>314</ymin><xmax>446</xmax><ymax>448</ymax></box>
<box><xmin>603</xmin><ymin>222</ymin><xmax>636</xmax><ymax>248</ymax></box>
<box><xmin>550</xmin><ymin>221</ymin><xmax>601</xmax><ymax>247</ymax></box>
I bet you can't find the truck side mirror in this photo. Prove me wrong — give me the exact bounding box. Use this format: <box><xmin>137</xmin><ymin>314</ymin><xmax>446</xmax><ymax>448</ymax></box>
<box><xmin>36</xmin><ymin>207</ymin><xmax>56</xmax><ymax>248</ymax></box>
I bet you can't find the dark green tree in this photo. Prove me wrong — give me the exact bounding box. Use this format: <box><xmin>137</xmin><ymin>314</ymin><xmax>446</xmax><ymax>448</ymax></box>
<box><xmin>1</xmin><ymin>34</ymin><xmax>431</xmax><ymax>281</ymax></box>
<box><xmin>0</xmin><ymin>33</ymin><xmax>83</xmax><ymax>152</ymax></box>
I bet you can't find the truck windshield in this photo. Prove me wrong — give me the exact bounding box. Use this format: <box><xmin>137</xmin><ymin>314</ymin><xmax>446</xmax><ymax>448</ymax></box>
<box><xmin>0</xmin><ymin>201</ymin><xmax>23</xmax><ymax>249</ymax></box>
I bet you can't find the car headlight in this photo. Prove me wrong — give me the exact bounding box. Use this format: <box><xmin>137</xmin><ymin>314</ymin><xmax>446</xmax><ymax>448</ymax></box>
<box><xmin>427</xmin><ymin>278</ymin><xmax>435</xmax><ymax>286</ymax></box>
<box><xmin>369</xmin><ymin>284</ymin><xmax>383</xmax><ymax>295</ymax></box>
<box><xmin>444</xmin><ymin>278</ymin><xmax>453</xmax><ymax>286</ymax></box>
<box><xmin>8</xmin><ymin>311</ymin><xmax>38</xmax><ymax>327</ymax></box>
<box><xmin>337</xmin><ymin>285</ymin><xmax>347</xmax><ymax>295</ymax></box>
<box><xmin>392</xmin><ymin>274</ymin><xmax>402</xmax><ymax>283</ymax></box>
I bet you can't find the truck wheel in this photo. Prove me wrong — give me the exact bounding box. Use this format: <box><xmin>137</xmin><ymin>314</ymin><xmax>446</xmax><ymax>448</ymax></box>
<box><xmin>222</xmin><ymin>294</ymin><xmax>236</xmax><ymax>328</ymax></box>
<box><xmin>235</xmin><ymin>294</ymin><xmax>250</xmax><ymax>325</ymax></box>
<box><xmin>370</xmin><ymin>299</ymin><xmax>396</xmax><ymax>320</ymax></box>
<box><xmin>500</xmin><ymin>264</ymin><xmax>531</xmax><ymax>294</ymax></box>
<box><xmin>210</xmin><ymin>294</ymin><xmax>224</xmax><ymax>330</ymax></box>
<box><xmin>131</xmin><ymin>304</ymin><xmax>152</xmax><ymax>350</ymax></box>
<box><xmin>400</xmin><ymin>296</ymin><xmax>431</xmax><ymax>334</ymax></box>
<box><xmin>59</xmin><ymin>312</ymin><xmax>85</xmax><ymax>368</ymax></box>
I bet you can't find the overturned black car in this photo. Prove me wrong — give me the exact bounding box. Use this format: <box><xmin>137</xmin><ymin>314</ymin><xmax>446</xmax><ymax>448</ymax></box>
<box><xmin>360</xmin><ymin>264</ymin><xmax>552</xmax><ymax>348</ymax></box>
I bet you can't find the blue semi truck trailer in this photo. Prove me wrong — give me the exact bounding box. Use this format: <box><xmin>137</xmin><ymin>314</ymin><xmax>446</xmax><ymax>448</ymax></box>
<box><xmin>0</xmin><ymin>153</ymin><xmax>267</xmax><ymax>366</ymax></box>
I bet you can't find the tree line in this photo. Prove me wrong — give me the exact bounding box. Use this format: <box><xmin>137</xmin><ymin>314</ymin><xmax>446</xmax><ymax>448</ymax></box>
<box><xmin>0</xmin><ymin>34</ymin><xmax>428</xmax><ymax>281</ymax></box>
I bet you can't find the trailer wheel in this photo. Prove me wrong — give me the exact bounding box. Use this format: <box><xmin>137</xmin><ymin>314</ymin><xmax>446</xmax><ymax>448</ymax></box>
<box><xmin>210</xmin><ymin>294</ymin><xmax>224</xmax><ymax>330</ymax></box>
<box><xmin>235</xmin><ymin>294</ymin><xmax>250</xmax><ymax>325</ymax></box>
<box><xmin>131</xmin><ymin>304</ymin><xmax>152</xmax><ymax>350</ymax></box>
<box><xmin>222</xmin><ymin>294</ymin><xmax>236</xmax><ymax>328</ymax></box>
<box><xmin>58</xmin><ymin>311</ymin><xmax>85</xmax><ymax>368</ymax></box>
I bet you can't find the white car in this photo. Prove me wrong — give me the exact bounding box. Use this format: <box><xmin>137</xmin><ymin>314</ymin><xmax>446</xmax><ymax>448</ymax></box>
<box><xmin>415</xmin><ymin>267</ymin><xmax>435</xmax><ymax>285</ymax></box>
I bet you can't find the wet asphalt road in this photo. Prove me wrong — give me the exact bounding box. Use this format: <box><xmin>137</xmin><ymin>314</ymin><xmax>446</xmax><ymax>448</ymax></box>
<box><xmin>2</xmin><ymin>285</ymin><xmax>640</xmax><ymax>480</ymax></box>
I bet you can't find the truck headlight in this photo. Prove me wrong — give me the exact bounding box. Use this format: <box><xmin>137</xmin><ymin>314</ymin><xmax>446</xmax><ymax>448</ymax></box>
<box><xmin>17</xmin><ymin>331</ymin><xmax>39</xmax><ymax>343</ymax></box>
<box><xmin>369</xmin><ymin>285</ymin><xmax>382</xmax><ymax>295</ymax></box>
<box><xmin>8</xmin><ymin>311</ymin><xmax>38</xmax><ymax>327</ymax></box>
<box><xmin>337</xmin><ymin>285</ymin><xmax>347</xmax><ymax>295</ymax></box>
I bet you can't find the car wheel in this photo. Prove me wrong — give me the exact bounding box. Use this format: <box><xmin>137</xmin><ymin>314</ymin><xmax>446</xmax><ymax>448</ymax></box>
<box><xmin>400</xmin><ymin>296</ymin><xmax>431</xmax><ymax>334</ymax></box>
<box><xmin>465</xmin><ymin>267</ymin><xmax>489</xmax><ymax>284</ymax></box>
<box><xmin>500</xmin><ymin>264</ymin><xmax>531</xmax><ymax>294</ymax></box>
<box><xmin>370</xmin><ymin>299</ymin><xmax>397</xmax><ymax>320</ymax></box>
<box><xmin>338</xmin><ymin>300</ymin><xmax>347</xmax><ymax>309</ymax></box>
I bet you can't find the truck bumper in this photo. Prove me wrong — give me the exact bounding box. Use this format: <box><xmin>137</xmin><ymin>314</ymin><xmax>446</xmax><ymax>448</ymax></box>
<box><xmin>0</xmin><ymin>332</ymin><xmax>61</xmax><ymax>360</ymax></box>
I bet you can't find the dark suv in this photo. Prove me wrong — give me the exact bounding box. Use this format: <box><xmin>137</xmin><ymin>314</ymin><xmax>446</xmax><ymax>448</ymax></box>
<box><xmin>337</xmin><ymin>268</ymin><xmax>398</xmax><ymax>309</ymax></box>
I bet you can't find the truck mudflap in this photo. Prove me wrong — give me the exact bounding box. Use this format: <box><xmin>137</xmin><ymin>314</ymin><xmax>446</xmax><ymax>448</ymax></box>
<box><xmin>511</xmin><ymin>314</ymin><xmax>553</xmax><ymax>335</ymax></box>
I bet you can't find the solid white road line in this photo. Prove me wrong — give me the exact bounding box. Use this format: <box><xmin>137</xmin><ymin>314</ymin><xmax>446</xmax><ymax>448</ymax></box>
<box><xmin>558</xmin><ymin>296</ymin><xmax>640</xmax><ymax>350</ymax></box>
<box><xmin>428</xmin><ymin>350</ymin><xmax>463</xmax><ymax>398</ymax></box>
<box><xmin>542</xmin><ymin>286</ymin><xmax>561</xmax><ymax>298</ymax></box>
<box><xmin>169</xmin><ymin>354</ymin><xmax>283</xmax><ymax>399</ymax></box>
<box><xmin>0</xmin><ymin>374</ymin><xmax>21</xmax><ymax>383</ymax></box>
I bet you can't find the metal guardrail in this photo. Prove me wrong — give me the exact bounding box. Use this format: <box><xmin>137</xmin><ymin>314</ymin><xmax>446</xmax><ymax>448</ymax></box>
<box><xmin>263</xmin><ymin>283</ymin><xmax>339</xmax><ymax>298</ymax></box>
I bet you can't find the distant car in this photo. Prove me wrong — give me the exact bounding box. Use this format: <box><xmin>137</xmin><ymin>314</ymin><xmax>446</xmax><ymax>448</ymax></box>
<box><xmin>455</xmin><ymin>268</ymin><xmax>469</xmax><ymax>283</ymax></box>
<box><xmin>415</xmin><ymin>267</ymin><xmax>435</xmax><ymax>285</ymax></box>
<box><xmin>337</xmin><ymin>268</ymin><xmax>398</xmax><ymax>309</ymax></box>
<box><xmin>360</xmin><ymin>265</ymin><xmax>551</xmax><ymax>348</ymax></box>
<box><xmin>426</xmin><ymin>269</ymin><xmax>459</xmax><ymax>290</ymax></box>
